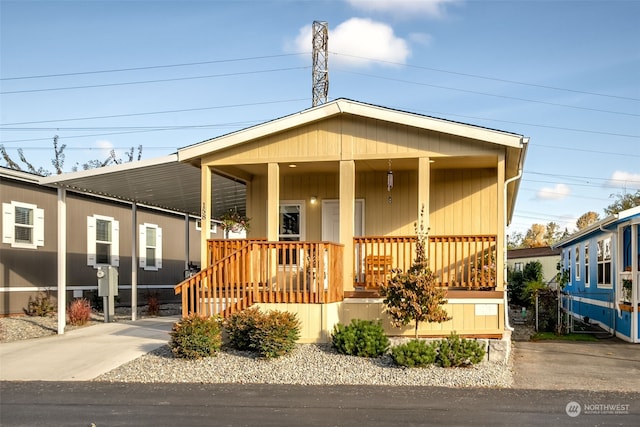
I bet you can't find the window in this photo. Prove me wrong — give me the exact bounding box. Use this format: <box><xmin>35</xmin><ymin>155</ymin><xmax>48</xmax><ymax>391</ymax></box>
<box><xmin>2</xmin><ymin>201</ymin><xmax>44</xmax><ymax>249</ymax></box>
<box><xmin>584</xmin><ymin>242</ymin><xmax>589</xmax><ymax>287</ymax></box>
<box><xmin>575</xmin><ymin>244</ymin><xmax>581</xmax><ymax>281</ymax></box>
<box><xmin>195</xmin><ymin>218</ymin><xmax>217</xmax><ymax>234</ymax></box>
<box><xmin>597</xmin><ymin>237</ymin><xmax>612</xmax><ymax>287</ymax></box>
<box><xmin>279</xmin><ymin>201</ymin><xmax>305</xmax><ymax>265</ymax></box>
<box><xmin>139</xmin><ymin>223</ymin><xmax>163</xmax><ymax>271</ymax></box>
<box><xmin>87</xmin><ymin>215</ymin><xmax>119</xmax><ymax>267</ymax></box>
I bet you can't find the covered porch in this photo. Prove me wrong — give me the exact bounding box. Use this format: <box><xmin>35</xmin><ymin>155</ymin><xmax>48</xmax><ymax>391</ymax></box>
<box><xmin>175</xmin><ymin>234</ymin><xmax>498</xmax><ymax>318</ymax></box>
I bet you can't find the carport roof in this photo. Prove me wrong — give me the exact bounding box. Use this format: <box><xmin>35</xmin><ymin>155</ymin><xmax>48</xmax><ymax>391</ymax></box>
<box><xmin>39</xmin><ymin>154</ymin><xmax>205</xmax><ymax>215</ymax></box>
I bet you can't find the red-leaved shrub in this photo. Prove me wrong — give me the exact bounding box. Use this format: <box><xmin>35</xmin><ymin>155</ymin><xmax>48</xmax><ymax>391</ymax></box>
<box><xmin>68</xmin><ymin>298</ymin><xmax>92</xmax><ymax>326</ymax></box>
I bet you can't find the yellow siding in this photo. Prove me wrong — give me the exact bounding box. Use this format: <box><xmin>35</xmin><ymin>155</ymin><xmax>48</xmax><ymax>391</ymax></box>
<box><xmin>339</xmin><ymin>301</ymin><xmax>503</xmax><ymax>338</ymax></box>
<box><xmin>256</xmin><ymin>301</ymin><xmax>503</xmax><ymax>343</ymax></box>
<box><xmin>203</xmin><ymin>116</ymin><xmax>502</xmax><ymax>167</ymax></box>
<box><xmin>430</xmin><ymin>168</ymin><xmax>498</xmax><ymax>235</ymax></box>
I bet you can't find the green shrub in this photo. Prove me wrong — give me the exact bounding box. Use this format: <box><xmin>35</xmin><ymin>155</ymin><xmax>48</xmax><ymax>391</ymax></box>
<box><xmin>169</xmin><ymin>314</ymin><xmax>222</xmax><ymax>359</ymax></box>
<box><xmin>332</xmin><ymin>319</ymin><xmax>389</xmax><ymax>357</ymax></box>
<box><xmin>225</xmin><ymin>308</ymin><xmax>301</xmax><ymax>359</ymax></box>
<box><xmin>434</xmin><ymin>333</ymin><xmax>485</xmax><ymax>368</ymax></box>
<box><xmin>68</xmin><ymin>298</ymin><xmax>92</xmax><ymax>326</ymax></box>
<box><xmin>25</xmin><ymin>291</ymin><xmax>55</xmax><ymax>317</ymax></box>
<box><xmin>251</xmin><ymin>310</ymin><xmax>301</xmax><ymax>359</ymax></box>
<box><xmin>391</xmin><ymin>339</ymin><xmax>437</xmax><ymax>367</ymax></box>
<box><xmin>225</xmin><ymin>307</ymin><xmax>264</xmax><ymax>351</ymax></box>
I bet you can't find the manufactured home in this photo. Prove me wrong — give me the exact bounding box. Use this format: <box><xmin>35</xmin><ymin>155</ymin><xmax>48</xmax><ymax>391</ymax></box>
<box><xmin>554</xmin><ymin>206</ymin><xmax>640</xmax><ymax>343</ymax></box>
<box><xmin>28</xmin><ymin>99</ymin><xmax>528</xmax><ymax>344</ymax></box>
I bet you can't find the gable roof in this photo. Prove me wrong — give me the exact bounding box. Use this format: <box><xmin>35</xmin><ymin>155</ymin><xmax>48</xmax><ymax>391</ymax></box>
<box><xmin>553</xmin><ymin>205</ymin><xmax>640</xmax><ymax>248</ymax></box>
<box><xmin>178</xmin><ymin>98</ymin><xmax>526</xmax><ymax>162</ymax></box>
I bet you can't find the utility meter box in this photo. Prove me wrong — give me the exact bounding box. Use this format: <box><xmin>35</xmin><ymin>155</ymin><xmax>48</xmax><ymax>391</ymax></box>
<box><xmin>97</xmin><ymin>266</ymin><xmax>119</xmax><ymax>297</ymax></box>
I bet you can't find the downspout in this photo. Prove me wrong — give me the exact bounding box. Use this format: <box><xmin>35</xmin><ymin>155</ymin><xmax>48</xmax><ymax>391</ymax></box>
<box><xmin>503</xmin><ymin>169</ymin><xmax>523</xmax><ymax>332</ymax></box>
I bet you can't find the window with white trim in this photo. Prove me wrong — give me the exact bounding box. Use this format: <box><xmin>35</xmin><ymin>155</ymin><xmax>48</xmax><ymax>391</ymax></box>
<box><xmin>279</xmin><ymin>201</ymin><xmax>305</xmax><ymax>265</ymax></box>
<box><xmin>575</xmin><ymin>244</ymin><xmax>581</xmax><ymax>281</ymax></box>
<box><xmin>597</xmin><ymin>236</ymin><xmax>611</xmax><ymax>287</ymax></box>
<box><xmin>584</xmin><ymin>242</ymin><xmax>590</xmax><ymax>287</ymax></box>
<box><xmin>87</xmin><ymin>215</ymin><xmax>119</xmax><ymax>267</ymax></box>
<box><xmin>139</xmin><ymin>223</ymin><xmax>163</xmax><ymax>271</ymax></box>
<box><xmin>2</xmin><ymin>201</ymin><xmax>44</xmax><ymax>249</ymax></box>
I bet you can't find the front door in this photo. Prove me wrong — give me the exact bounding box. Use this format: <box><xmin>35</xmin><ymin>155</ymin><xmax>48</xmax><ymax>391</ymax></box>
<box><xmin>321</xmin><ymin>199</ymin><xmax>364</xmax><ymax>242</ymax></box>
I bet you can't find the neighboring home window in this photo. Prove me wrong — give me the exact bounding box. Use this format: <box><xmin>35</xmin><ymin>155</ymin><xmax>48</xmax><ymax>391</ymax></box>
<box><xmin>2</xmin><ymin>201</ymin><xmax>44</xmax><ymax>249</ymax></box>
<box><xmin>87</xmin><ymin>215</ymin><xmax>119</xmax><ymax>267</ymax></box>
<box><xmin>139</xmin><ymin>223</ymin><xmax>163</xmax><ymax>271</ymax></box>
<box><xmin>584</xmin><ymin>242</ymin><xmax>589</xmax><ymax>287</ymax></box>
<box><xmin>279</xmin><ymin>201</ymin><xmax>305</xmax><ymax>265</ymax></box>
<box><xmin>575</xmin><ymin>244</ymin><xmax>581</xmax><ymax>281</ymax></box>
<box><xmin>597</xmin><ymin>237</ymin><xmax>611</xmax><ymax>287</ymax></box>
<box><xmin>514</xmin><ymin>262</ymin><xmax>523</xmax><ymax>272</ymax></box>
<box><xmin>195</xmin><ymin>218</ymin><xmax>218</xmax><ymax>234</ymax></box>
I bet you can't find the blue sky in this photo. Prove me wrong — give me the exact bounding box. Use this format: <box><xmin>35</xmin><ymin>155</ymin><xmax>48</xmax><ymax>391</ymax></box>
<box><xmin>1</xmin><ymin>0</ymin><xmax>639</xmax><ymax>236</ymax></box>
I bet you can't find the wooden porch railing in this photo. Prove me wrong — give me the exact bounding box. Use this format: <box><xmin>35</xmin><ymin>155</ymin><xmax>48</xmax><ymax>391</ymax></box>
<box><xmin>175</xmin><ymin>240</ymin><xmax>344</xmax><ymax>318</ymax></box>
<box><xmin>354</xmin><ymin>235</ymin><xmax>497</xmax><ymax>290</ymax></box>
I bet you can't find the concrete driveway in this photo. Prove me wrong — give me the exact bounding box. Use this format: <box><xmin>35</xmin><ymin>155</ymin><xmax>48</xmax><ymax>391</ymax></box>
<box><xmin>511</xmin><ymin>337</ymin><xmax>640</xmax><ymax>392</ymax></box>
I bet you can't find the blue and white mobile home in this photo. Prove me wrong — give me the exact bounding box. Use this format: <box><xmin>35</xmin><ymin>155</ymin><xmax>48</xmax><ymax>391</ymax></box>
<box><xmin>554</xmin><ymin>206</ymin><xmax>640</xmax><ymax>343</ymax></box>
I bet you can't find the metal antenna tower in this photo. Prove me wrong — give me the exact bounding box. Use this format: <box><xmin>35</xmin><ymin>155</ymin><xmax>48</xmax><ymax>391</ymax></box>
<box><xmin>312</xmin><ymin>21</ymin><xmax>328</xmax><ymax>107</ymax></box>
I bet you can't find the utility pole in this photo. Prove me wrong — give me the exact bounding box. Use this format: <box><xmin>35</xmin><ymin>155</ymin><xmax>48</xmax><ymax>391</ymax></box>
<box><xmin>312</xmin><ymin>21</ymin><xmax>328</xmax><ymax>107</ymax></box>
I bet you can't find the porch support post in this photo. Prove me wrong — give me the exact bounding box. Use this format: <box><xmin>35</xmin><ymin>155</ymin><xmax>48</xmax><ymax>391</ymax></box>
<box><xmin>57</xmin><ymin>188</ymin><xmax>66</xmax><ymax>335</ymax></box>
<box><xmin>267</xmin><ymin>163</ymin><xmax>280</xmax><ymax>241</ymax></box>
<box><xmin>340</xmin><ymin>160</ymin><xmax>355</xmax><ymax>290</ymax></box>
<box><xmin>418</xmin><ymin>157</ymin><xmax>430</xmax><ymax>228</ymax></box>
<box><xmin>496</xmin><ymin>153</ymin><xmax>506</xmax><ymax>291</ymax></box>
<box><xmin>200</xmin><ymin>165</ymin><xmax>212</xmax><ymax>269</ymax></box>
<box><xmin>131</xmin><ymin>203</ymin><xmax>137</xmax><ymax>321</ymax></box>
<box><xmin>184</xmin><ymin>213</ymin><xmax>190</xmax><ymax>271</ymax></box>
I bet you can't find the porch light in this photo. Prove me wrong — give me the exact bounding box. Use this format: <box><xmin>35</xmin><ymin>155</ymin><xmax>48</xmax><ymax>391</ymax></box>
<box><xmin>387</xmin><ymin>160</ymin><xmax>394</xmax><ymax>192</ymax></box>
<box><xmin>310</xmin><ymin>196</ymin><xmax>317</xmax><ymax>205</ymax></box>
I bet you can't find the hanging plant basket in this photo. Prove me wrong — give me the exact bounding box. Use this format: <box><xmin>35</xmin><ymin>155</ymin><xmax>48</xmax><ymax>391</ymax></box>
<box><xmin>216</xmin><ymin>209</ymin><xmax>251</xmax><ymax>234</ymax></box>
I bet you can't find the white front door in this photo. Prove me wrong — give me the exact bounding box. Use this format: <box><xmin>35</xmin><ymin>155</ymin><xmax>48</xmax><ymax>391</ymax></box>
<box><xmin>321</xmin><ymin>199</ymin><xmax>364</xmax><ymax>242</ymax></box>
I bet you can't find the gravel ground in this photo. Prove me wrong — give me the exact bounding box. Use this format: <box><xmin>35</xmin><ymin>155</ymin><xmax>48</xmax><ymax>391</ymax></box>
<box><xmin>94</xmin><ymin>342</ymin><xmax>513</xmax><ymax>387</ymax></box>
<box><xmin>1</xmin><ymin>306</ymin><xmax>514</xmax><ymax>388</ymax></box>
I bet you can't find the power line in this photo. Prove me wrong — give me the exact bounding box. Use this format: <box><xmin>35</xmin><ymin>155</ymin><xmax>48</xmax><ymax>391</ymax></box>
<box><xmin>526</xmin><ymin>171</ymin><xmax>640</xmax><ymax>185</ymax></box>
<box><xmin>0</xmin><ymin>67</ymin><xmax>310</xmax><ymax>95</ymax></box>
<box><xmin>389</xmin><ymin>105</ymin><xmax>640</xmax><ymax>139</ymax></box>
<box><xmin>330</xmin><ymin>52</ymin><xmax>640</xmax><ymax>102</ymax></box>
<box><xmin>0</xmin><ymin>98</ymin><xmax>309</xmax><ymax>126</ymax></box>
<box><xmin>0</xmin><ymin>53</ymin><xmax>308</xmax><ymax>81</ymax></box>
<box><xmin>335</xmin><ymin>69</ymin><xmax>640</xmax><ymax>118</ymax></box>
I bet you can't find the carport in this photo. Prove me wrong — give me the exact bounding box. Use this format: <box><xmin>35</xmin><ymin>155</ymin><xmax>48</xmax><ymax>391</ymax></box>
<box><xmin>40</xmin><ymin>154</ymin><xmax>245</xmax><ymax>334</ymax></box>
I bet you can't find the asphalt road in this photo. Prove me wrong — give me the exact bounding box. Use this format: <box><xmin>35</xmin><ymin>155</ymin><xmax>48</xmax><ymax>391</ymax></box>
<box><xmin>1</xmin><ymin>382</ymin><xmax>638</xmax><ymax>427</ymax></box>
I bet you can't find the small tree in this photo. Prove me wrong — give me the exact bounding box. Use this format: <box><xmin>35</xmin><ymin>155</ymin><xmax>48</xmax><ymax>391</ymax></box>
<box><xmin>379</xmin><ymin>206</ymin><xmax>451</xmax><ymax>339</ymax></box>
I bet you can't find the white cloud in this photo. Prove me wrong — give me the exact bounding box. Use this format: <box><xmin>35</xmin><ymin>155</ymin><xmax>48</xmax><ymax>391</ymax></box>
<box><xmin>608</xmin><ymin>170</ymin><xmax>640</xmax><ymax>190</ymax></box>
<box><xmin>290</xmin><ymin>18</ymin><xmax>410</xmax><ymax>67</ymax></box>
<box><xmin>536</xmin><ymin>183</ymin><xmax>571</xmax><ymax>200</ymax></box>
<box><xmin>346</xmin><ymin>0</ymin><xmax>460</xmax><ymax>19</ymax></box>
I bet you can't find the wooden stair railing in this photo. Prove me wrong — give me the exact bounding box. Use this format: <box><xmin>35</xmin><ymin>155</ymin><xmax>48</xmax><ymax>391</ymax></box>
<box><xmin>174</xmin><ymin>242</ymin><xmax>254</xmax><ymax>318</ymax></box>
